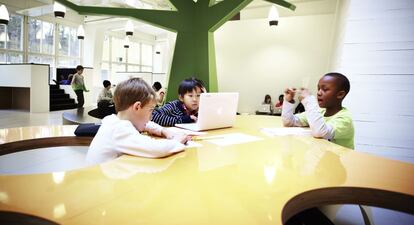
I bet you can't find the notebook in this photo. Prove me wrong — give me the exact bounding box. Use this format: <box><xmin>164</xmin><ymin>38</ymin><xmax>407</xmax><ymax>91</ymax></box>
<box><xmin>175</xmin><ymin>93</ymin><xmax>239</xmax><ymax>131</ymax></box>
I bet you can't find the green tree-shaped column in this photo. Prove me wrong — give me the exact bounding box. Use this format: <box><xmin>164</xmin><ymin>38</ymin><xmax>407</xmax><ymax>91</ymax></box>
<box><xmin>57</xmin><ymin>0</ymin><xmax>295</xmax><ymax>101</ymax></box>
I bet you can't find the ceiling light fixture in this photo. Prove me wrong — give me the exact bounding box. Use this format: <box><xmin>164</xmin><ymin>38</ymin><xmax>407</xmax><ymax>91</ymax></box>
<box><xmin>268</xmin><ymin>5</ymin><xmax>279</xmax><ymax>26</ymax></box>
<box><xmin>0</xmin><ymin>5</ymin><xmax>10</xmax><ymax>25</ymax></box>
<box><xmin>125</xmin><ymin>20</ymin><xmax>134</xmax><ymax>36</ymax></box>
<box><xmin>77</xmin><ymin>25</ymin><xmax>85</xmax><ymax>39</ymax></box>
<box><xmin>124</xmin><ymin>36</ymin><xmax>130</xmax><ymax>48</ymax></box>
<box><xmin>53</xmin><ymin>2</ymin><xmax>66</xmax><ymax>18</ymax></box>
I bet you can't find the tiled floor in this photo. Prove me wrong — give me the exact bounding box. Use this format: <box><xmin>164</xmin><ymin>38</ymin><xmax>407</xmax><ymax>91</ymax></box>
<box><xmin>0</xmin><ymin>109</ymin><xmax>69</xmax><ymax>129</ymax></box>
<box><xmin>0</xmin><ymin>109</ymin><xmax>413</xmax><ymax>225</ymax></box>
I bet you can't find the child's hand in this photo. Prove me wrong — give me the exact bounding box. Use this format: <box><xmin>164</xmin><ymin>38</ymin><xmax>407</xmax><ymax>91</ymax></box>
<box><xmin>162</xmin><ymin>129</ymin><xmax>192</xmax><ymax>144</ymax></box>
<box><xmin>284</xmin><ymin>88</ymin><xmax>297</xmax><ymax>102</ymax></box>
<box><xmin>173</xmin><ymin>133</ymin><xmax>192</xmax><ymax>144</ymax></box>
<box><xmin>298</xmin><ymin>88</ymin><xmax>311</xmax><ymax>102</ymax></box>
<box><xmin>190</xmin><ymin>115</ymin><xmax>198</xmax><ymax>122</ymax></box>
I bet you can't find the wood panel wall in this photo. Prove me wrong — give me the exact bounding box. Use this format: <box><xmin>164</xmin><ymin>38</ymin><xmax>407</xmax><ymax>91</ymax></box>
<box><xmin>332</xmin><ymin>0</ymin><xmax>414</xmax><ymax>162</ymax></box>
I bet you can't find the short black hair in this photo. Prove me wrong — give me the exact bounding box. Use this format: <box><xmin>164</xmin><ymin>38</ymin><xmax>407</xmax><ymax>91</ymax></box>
<box><xmin>324</xmin><ymin>72</ymin><xmax>350</xmax><ymax>94</ymax></box>
<box><xmin>178</xmin><ymin>77</ymin><xmax>205</xmax><ymax>97</ymax></box>
<box><xmin>152</xmin><ymin>82</ymin><xmax>162</xmax><ymax>91</ymax></box>
<box><xmin>103</xmin><ymin>80</ymin><xmax>111</xmax><ymax>88</ymax></box>
<box><xmin>76</xmin><ymin>65</ymin><xmax>84</xmax><ymax>71</ymax></box>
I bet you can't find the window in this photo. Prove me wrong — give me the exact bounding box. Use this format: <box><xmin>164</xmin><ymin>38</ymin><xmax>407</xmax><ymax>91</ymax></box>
<box><xmin>102</xmin><ymin>35</ymin><xmax>110</xmax><ymax>61</ymax></box>
<box><xmin>0</xmin><ymin>14</ymin><xmax>24</xmax><ymax>63</ymax></box>
<box><xmin>28</xmin><ymin>18</ymin><xmax>41</xmax><ymax>52</ymax></box>
<box><xmin>28</xmin><ymin>54</ymin><xmax>54</xmax><ymax>65</ymax></box>
<box><xmin>0</xmin><ymin>25</ymin><xmax>8</xmax><ymax>50</ymax></box>
<box><xmin>141</xmin><ymin>43</ymin><xmax>153</xmax><ymax>67</ymax></box>
<box><xmin>58</xmin><ymin>24</ymin><xmax>80</xmax><ymax>67</ymax></box>
<box><xmin>28</xmin><ymin>18</ymin><xmax>55</xmax><ymax>66</ymax></box>
<box><xmin>111</xmin><ymin>37</ymin><xmax>125</xmax><ymax>63</ymax></box>
<box><xmin>128</xmin><ymin>41</ymin><xmax>140</xmax><ymax>64</ymax></box>
<box><xmin>101</xmin><ymin>34</ymin><xmax>154</xmax><ymax>81</ymax></box>
<box><xmin>7</xmin><ymin>14</ymin><xmax>23</xmax><ymax>51</ymax></box>
<box><xmin>42</xmin><ymin>22</ymin><xmax>54</xmax><ymax>54</ymax></box>
<box><xmin>101</xmin><ymin>62</ymin><xmax>110</xmax><ymax>82</ymax></box>
<box><xmin>28</xmin><ymin>18</ymin><xmax>54</xmax><ymax>54</ymax></box>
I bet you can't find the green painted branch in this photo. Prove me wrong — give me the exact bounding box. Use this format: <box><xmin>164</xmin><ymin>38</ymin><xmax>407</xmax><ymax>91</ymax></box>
<box><xmin>208</xmin><ymin>0</ymin><xmax>296</xmax><ymax>31</ymax></box>
<box><xmin>168</xmin><ymin>0</ymin><xmax>193</xmax><ymax>11</ymax></box>
<box><xmin>56</xmin><ymin>0</ymin><xmax>179</xmax><ymax>32</ymax></box>
<box><xmin>264</xmin><ymin>0</ymin><xmax>297</xmax><ymax>11</ymax></box>
<box><xmin>207</xmin><ymin>0</ymin><xmax>252</xmax><ymax>31</ymax></box>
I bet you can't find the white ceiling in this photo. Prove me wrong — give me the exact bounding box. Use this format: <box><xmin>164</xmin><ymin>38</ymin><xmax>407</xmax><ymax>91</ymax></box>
<box><xmin>17</xmin><ymin>0</ymin><xmax>325</xmax><ymax>37</ymax></box>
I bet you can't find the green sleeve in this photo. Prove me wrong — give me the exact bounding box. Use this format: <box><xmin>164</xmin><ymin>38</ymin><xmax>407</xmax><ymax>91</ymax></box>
<box><xmin>296</xmin><ymin>112</ymin><xmax>309</xmax><ymax>126</ymax></box>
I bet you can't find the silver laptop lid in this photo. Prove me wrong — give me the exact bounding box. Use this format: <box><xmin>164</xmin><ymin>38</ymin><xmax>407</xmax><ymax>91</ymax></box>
<box><xmin>196</xmin><ymin>92</ymin><xmax>239</xmax><ymax>130</ymax></box>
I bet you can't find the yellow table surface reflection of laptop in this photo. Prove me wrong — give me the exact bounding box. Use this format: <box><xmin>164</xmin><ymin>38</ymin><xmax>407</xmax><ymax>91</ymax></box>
<box><xmin>175</xmin><ymin>92</ymin><xmax>239</xmax><ymax>131</ymax></box>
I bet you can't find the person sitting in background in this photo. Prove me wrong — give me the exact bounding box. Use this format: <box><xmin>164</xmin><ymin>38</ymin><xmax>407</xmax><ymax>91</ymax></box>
<box><xmin>98</xmin><ymin>80</ymin><xmax>113</xmax><ymax>105</ymax></box>
<box><xmin>95</xmin><ymin>80</ymin><xmax>116</xmax><ymax>117</ymax></box>
<box><xmin>295</xmin><ymin>102</ymin><xmax>305</xmax><ymax>114</ymax></box>
<box><xmin>275</xmin><ymin>94</ymin><xmax>284</xmax><ymax>108</ymax></box>
<box><xmin>86</xmin><ymin>78</ymin><xmax>192</xmax><ymax>164</ymax></box>
<box><xmin>152</xmin><ymin>81</ymin><xmax>165</xmax><ymax>107</ymax></box>
<box><xmin>263</xmin><ymin>94</ymin><xmax>272</xmax><ymax>105</ymax></box>
<box><xmin>260</xmin><ymin>94</ymin><xmax>273</xmax><ymax>113</ymax></box>
<box><xmin>151</xmin><ymin>77</ymin><xmax>205</xmax><ymax>127</ymax></box>
<box><xmin>281</xmin><ymin>72</ymin><xmax>354</xmax><ymax>149</ymax></box>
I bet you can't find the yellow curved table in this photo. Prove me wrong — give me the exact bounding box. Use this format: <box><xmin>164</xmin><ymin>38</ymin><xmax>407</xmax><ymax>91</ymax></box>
<box><xmin>0</xmin><ymin>115</ymin><xmax>413</xmax><ymax>224</ymax></box>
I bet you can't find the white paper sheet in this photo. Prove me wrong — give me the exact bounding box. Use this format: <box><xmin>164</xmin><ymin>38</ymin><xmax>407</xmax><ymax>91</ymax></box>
<box><xmin>204</xmin><ymin>133</ymin><xmax>263</xmax><ymax>146</ymax></box>
<box><xmin>260</xmin><ymin>127</ymin><xmax>312</xmax><ymax>136</ymax></box>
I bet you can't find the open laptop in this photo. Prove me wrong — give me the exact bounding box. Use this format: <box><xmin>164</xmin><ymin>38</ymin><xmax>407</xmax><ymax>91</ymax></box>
<box><xmin>258</xmin><ymin>104</ymin><xmax>271</xmax><ymax>113</ymax></box>
<box><xmin>175</xmin><ymin>92</ymin><xmax>239</xmax><ymax>131</ymax></box>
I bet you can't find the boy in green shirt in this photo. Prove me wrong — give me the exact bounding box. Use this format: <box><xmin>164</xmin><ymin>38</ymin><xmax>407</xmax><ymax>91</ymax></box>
<box><xmin>71</xmin><ymin>65</ymin><xmax>89</xmax><ymax>108</ymax></box>
<box><xmin>282</xmin><ymin>72</ymin><xmax>354</xmax><ymax>149</ymax></box>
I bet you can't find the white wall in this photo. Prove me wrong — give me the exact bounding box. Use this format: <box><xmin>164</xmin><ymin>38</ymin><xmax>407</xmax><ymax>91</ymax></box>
<box><xmin>215</xmin><ymin>15</ymin><xmax>335</xmax><ymax>113</ymax></box>
<box><xmin>241</xmin><ymin>0</ymin><xmax>338</xmax><ymax>19</ymax></box>
<box><xmin>331</xmin><ymin>0</ymin><xmax>414</xmax><ymax>162</ymax></box>
<box><xmin>2</xmin><ymin>0</ymin><xmax>84</xmax><ymax>26</ymax></box>
<box><xmin>0</xmin><ymin>64</ymin><xmax>49</xmax><ymax>112</ymax></box>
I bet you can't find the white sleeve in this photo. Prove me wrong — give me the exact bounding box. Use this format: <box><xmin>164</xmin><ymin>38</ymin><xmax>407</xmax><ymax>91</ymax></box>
<box><xmin>144</xmin><ymin>121</ymin><xmax>164</xmax><ymax>136</ymax></box>
<box><xmin>113</xmin><ymin>124</ymin><xmax>185</xmax><ymax>158</ymax></box>
<box><xmin>301</xmin><ymin>96</ymin><xmax>335</xmax><ymax>140</ymax></box>
<box><xmin>281</xmin><ymin>100</ymin><xmax>305</xmax><ymax>127</ymax></box>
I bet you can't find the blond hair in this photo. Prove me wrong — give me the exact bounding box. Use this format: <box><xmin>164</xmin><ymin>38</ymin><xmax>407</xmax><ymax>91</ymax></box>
<box><xmin>113</xmin><ymin>78</ymin><xmax>156</xmax><ymax>112</ymax></box>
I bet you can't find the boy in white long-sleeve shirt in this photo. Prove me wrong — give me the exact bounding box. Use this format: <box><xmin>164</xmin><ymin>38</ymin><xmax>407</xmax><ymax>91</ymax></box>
<box><xmin>87</xmin><ymin>78</ymin><xmax>191</xmax><ymax>164</ymax></box>
<box><xmin>97</xmin><ymin>80</ymin><xmax>113</xmax><ymax>104</ymax></box>
<box><xmin>282</xmin><ymin>72</ymin><xmax>354</xmax><ymax>149</ymax></box>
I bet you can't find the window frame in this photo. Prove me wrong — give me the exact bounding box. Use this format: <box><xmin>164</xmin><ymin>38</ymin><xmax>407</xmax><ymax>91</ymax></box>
<box><xmin>0</xmin><ymin>13</ymin><xmax>24</xmax><ymax>64</ymax></box>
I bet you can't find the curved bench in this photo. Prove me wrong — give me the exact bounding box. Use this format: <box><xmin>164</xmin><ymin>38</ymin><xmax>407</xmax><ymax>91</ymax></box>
<box><xmin>62</xmin><ymin>107</ymin><xmax>101</xmax><ymax>125</ymax></box>
<box><xmin>0</xmin><ymin>125</ymin><xmax>93</xmax><ymax>156</ymax></box>
<box><xmin>282</xmin><ymin>187</ymin><xmax>414</xmax><ymax>224</ymax></box>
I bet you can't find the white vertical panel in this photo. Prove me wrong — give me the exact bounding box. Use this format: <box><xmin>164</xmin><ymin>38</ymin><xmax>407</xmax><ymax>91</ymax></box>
<box><xmin>332</xmin><ymin>0</ymin><xmax>414</xmax><ymax>162</ymax></box>
<box><xmin>0</xmin><ymin>65</ymin><xmax>32</xmax><ymax>87</ymax></box>
<box><xmin>30</xmin><ymin>65</ymin><xmax>49</xmax><ymax>113</ymax></box>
